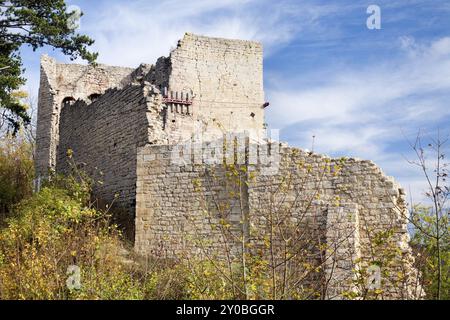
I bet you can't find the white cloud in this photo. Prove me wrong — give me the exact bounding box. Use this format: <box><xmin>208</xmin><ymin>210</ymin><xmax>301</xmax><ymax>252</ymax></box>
<box><xmin>22</xmin><ymin>0</ymin><xmax>336</xmax><ymax>105</ymax></box>
<box><xmin>75</xmin><ymin>0</ymin><xmax>335</xmax><ymax>66</ymax></box>
<box><xmin>266</xmin><ymin>36</ymin><xmax>450</xmax><ymax>202</ymax></box>
<box><xmin>268</xmin><ymin>37</ymin><xmax>450</xmax><ymax>128</ymax></box>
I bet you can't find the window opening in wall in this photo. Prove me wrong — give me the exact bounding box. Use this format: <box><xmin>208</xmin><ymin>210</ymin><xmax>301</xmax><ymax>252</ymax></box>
<box><xmin>62</xmin><ymin>96</ymin><xmax>76</xmax><ymax>107</ymax></box>
<box><xmin>88</xmin><ymin>93</ymin><xmax>101</xmax><ymax>103</ymax></box>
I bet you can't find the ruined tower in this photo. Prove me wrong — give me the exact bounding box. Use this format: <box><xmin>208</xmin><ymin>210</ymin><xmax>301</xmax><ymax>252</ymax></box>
<box><xmin>36</xmin><ymin>33</ymin><xmax>266</xmax><ymax>178</ymax></box>
<box><xmin>35</xmin><ymin>33</ymin><xmax>422</xmax><ymax>299</ymax></box>
<box><xmin>35</xmin><ymin>55</ymin><xmax>135</xmax><ymax>178</ymax></box>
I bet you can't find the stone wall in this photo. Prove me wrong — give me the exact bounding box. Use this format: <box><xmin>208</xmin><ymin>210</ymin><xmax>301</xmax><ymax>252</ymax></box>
<box><xmin>166</xmin><ymin>33</ymin><xmax>266</xmax><ymax>140</ymax></box>
<box><xmin>35</xmin><ymin>55</ymin><xmax>134</xmax><ymax>177</ymax></box>
<box><xmin>248</xmin><ymin>146</ymin><xmax>415</xmax><ymax>298</ymax></box>
<box><xmin>57</xmin><ymin>83</ymin><xmax>151</xmax><ymax>237</ymax></box>
<box><xmin>135</xmin><ymin>140</ymin><xmax>419</xmax><ymax>298</ymax></box>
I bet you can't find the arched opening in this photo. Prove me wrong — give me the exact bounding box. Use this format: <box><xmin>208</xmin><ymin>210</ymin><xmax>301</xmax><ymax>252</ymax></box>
<box><xmin>88</xmin><ymin>93</ymin><xmax>101</xmax><ymax>103</ymax></box>
<box><xmin>62</xmin><ymin>96</ymin><xmax>76</xmax><ymax>107</ymax></box>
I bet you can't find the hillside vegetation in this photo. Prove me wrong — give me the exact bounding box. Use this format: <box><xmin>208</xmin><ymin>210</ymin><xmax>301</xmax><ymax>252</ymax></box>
<box><xmin>0</xmin><ymin>135</ymin><xmax>448</xmax><ymax>300</ymax></box>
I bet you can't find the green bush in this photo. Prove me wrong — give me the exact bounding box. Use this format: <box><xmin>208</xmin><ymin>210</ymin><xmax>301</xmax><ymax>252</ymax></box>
<box><xmin>0</xmin><ymin>135</ymin><xmax>34</xmax><ymax>220</ymax></box>
<box><xmin>410</xmin><ymin>206</ymin><xmax>450</xmax><ymax>300</ymax></box>
<box><xmin>0</xmin><ymin>175</ymin><xmax>210</xmax><ymax>300</ymax></box>
<box><xmin>0</xmin><ymin>181</ymin><xmax>141</xmax><ymax>299</ymax></box>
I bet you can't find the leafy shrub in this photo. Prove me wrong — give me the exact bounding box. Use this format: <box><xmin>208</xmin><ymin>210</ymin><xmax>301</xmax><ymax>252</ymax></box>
<box><xmin>410</xmin><ymin>206</ymin><xmax>450</xmax><ymax>300</ymax></box>
<box><xmin>0</xmin><ymin>135</ymin><xmax>34</xmax><ymax>220</ymax></box>
<box><xmin>0</xmin><ymin>181</ymin><xmax>142</xmax><ymax>299</ymax></box>
<box><xmin>0</xmin><ymin>175</ymin><xmax>213</xmax><ymax>300</ymax></box>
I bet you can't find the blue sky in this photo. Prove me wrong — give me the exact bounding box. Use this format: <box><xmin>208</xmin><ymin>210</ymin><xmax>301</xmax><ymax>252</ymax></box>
<box><xmin>20</xmin><ymin>0</ymin><xmax>450</xmax><ymax>202</ymax></box>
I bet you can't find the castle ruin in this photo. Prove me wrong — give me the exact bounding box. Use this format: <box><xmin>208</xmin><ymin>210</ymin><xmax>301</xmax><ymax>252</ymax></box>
<box><xmin>35</xmin><ymin>33</ymin><xmax>421</xmax><ymax>299</ymax></box>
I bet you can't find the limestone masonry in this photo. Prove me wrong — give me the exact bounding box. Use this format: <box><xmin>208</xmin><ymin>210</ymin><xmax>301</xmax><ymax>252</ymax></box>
<box><xmin>36</xmin><ymin>33</ymin><xmax>421</xmax><ymax>299</ymax></box>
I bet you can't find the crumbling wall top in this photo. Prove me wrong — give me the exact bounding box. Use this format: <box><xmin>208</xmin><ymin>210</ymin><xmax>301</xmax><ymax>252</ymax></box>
<box><xmin>40</xmin><ymin>54</ymin><xmax>135</xmax><ymax>103</ymax></box>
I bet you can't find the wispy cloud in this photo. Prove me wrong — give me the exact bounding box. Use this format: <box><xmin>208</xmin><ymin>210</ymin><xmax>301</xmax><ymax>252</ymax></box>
<box><xmin>266</xmin><ymin>36</ymin><xmax>450</xmax><ymax>201</ymax></box>
<box><xmin>268</xmin><ymin>36</ymin><xmax>450</xmax><ymax>127</ymax></box>
<box><xmin>75</xmin><ymin>0</ymin><xmax>336</xmax><ymax>66</ymax></box>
